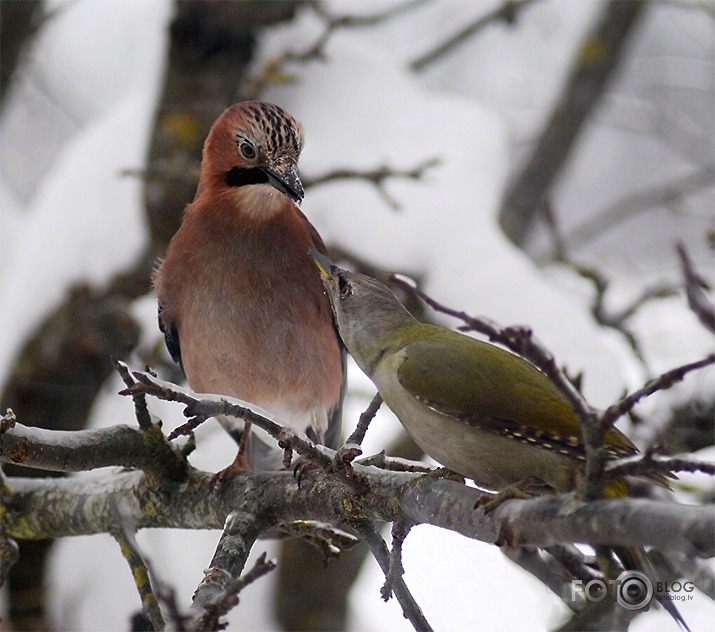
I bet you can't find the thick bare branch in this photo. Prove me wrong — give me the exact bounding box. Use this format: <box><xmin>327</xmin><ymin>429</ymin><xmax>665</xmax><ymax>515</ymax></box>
<box><xmin>499</xmin><ymin>0</ymin><xmax>649</xmax><ymax>245</ymax></box>
<box><xmin>3</xmin><ymin>366</ymin><xmax>712</xmax><ymax>631</ymax></box>
<box><xmin>0</xmin><ymin>421</ymin><xmax>188</xmax><ymax>483</ymax></box>
<box><xmin>496</xmin><ymin>495</ymin><xmax>714</xmax><ymax>557</ymax></box>
<box><xmin>189</xmin><ymin>510</ymin><xmax>269</xmax><ymax>631</ymax></box>
<box><xmin>1</xmin><ymin>462</ymin><xmax>711</xmax><ymax>602</ymax></box>
<box><xmin>193</xmin><ymin>552</ymin><xmax>276</xmax><ymax>631</ymax></box>
<box><xmin>5</xmin><ymin>417</ymin><xmax>711</xmax><ymax>558</ymax></box>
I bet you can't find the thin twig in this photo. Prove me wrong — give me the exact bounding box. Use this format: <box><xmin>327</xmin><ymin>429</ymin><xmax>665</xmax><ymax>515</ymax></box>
<box><xmin>241</xmin><ymin>0</ymin><xmax>430</xmax><ymax>97</ymax></box>
<box><xmin>192</xmin><ymin>553</ymin><xmax>276</xmax><ymax>631</ymax></box>
<box><xmin>356</xmin><ymin>451</ymin><xmax>436</xmax><ymax>474</ymax></box>
<box><xmin>381</xmin><ymin>518</ymin><xmax>414</xmax><ymax>601</ymax></box>
<box><xmin>122</xmin><ymin>371</ymin><xmax>331</xmax><ymax>469</ymax></box>
<box><xmin>294</xmin><ymin>0</ymin><xmax>431</xmax><ymax>62</ymax></box>
<box><xmin>113</xmin><ymin>359</ymin><xmax>153</xmax><ymax>431</ymax></box>
<box><xmin>355</xmin><ymin>522</ymin><xmax>433</xmax><ymax>632</ymax></box>
<box><xmin>331</xmin><ymin>391</ymin><xmax>382</xmax><ymax>476</ymax></box>
<box><xmin>272</xmin><ymin>520</ymin><xmax>360</xmax><ymax>562</ymax></box>
<box><xmin>677</xmin><ymin>242</ymin><xmax>715</xmax><ymax>333</ymax></box>
<box><xmin>110</xmin><ymin>500</ymin><xmax>166</xmax><ymax>632</ymax></box>
<box><xmin>563</xmin><ymin>165</ymin><xmax>715</xmax><ymax>252</ymax></box>
<box><xmin>411</xmin><ymin>0</ymin><xmax>539</xmax><ymax>71</ymax></box>
<box><xmin>304</xmin><ymin>158</ymin><xmax>441</xmax><ymax>210</ymax></box>
<box><xmin>390</xmin><ymin>276</ymin><xmax>596</xmax><ymax>426</ymax></box>
<box><xmin>547</xmin><ymin>257</ymin><xmax>674</xmax><ymax>365</ymax></box>
<box><xmin>346</xmin><ymin>392</ymin><xmax>383</xmax><ymax>446</ymax></box>
<box><xmin>601</xmin><ymin>354</ymin><xmax>715</xmax><ymax>430</ymax></box>
<box><xmin>603</xmin><ymin>452</ymin><xmax>715</xmax><ymax>483</ymax></box>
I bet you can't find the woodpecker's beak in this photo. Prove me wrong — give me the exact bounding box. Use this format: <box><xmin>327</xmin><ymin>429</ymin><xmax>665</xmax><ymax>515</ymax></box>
<box><xmin>309</xmin><ymin>249</ymin><xmax>339</xmax><ymax>281</ymax></box>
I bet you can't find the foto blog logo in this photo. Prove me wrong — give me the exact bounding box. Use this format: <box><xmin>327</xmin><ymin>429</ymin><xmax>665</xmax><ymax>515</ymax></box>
<box><xmin>571</xmin><ymin>570</ymin><xmax>695</xmax><ymax>611</ymax></box>
<box><xmin>571</xmin><ymin>570</ymin><xmax>653</xmax><ymax>611</ymax></box>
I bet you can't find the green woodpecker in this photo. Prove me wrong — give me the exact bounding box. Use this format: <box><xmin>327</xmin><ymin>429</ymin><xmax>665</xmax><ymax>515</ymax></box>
<box><xmin>310</xmin><ymin>251</ymin><xmax>689</xmax><ymax>630</ymax></box>
<box><xmin>310</xmin><ymin>250</ymin><xmax>639</xmax><ymax>494</ymax></box>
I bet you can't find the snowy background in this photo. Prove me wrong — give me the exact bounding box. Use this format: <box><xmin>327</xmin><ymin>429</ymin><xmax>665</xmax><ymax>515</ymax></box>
<box><xmin>1</xmin><ymin>0</ymin><xmax>713</xmax><ymax>630</ymax></box>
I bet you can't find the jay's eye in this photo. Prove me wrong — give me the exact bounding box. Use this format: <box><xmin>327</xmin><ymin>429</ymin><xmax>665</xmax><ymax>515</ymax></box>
<box><xmin>239</xmin><ymin>142</ymin><xmax>256</xmax><ymax>160</ymax></box>
<box><xmin>338</xmin><ymin>276</ymin><xmax>352</xmax><ymax>299</ymax></box>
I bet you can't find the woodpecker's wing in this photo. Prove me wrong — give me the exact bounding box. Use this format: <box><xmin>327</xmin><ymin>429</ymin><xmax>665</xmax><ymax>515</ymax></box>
<box><xmin>396</xmin><ymin>327</ymin><xmax>636</xmax><ymax>459</ymax></box>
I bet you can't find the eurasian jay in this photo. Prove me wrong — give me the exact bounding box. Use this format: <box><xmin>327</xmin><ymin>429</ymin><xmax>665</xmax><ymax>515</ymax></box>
<box><xmin>154</xmin><ymin>101</ymin><xmax>345</xmax><ymax>474</ymax></box>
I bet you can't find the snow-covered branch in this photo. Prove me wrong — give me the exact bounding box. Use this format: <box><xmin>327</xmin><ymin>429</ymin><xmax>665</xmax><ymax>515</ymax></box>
<box><xmin>2</xmin><ymin>396</ymin><xmax>712</xmax><ymax>555</ymax></box>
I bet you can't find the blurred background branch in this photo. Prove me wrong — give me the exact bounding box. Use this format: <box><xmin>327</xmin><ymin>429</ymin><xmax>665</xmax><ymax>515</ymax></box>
<box><xmin>499</xmin><ymin>0</ymin><xmax>649</xmax><ymax>246</ymax></box>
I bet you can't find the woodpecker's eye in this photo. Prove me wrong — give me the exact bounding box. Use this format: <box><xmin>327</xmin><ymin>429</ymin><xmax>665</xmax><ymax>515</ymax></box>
<box><xmin>338</xmin><ymin>276</ymin><xmax>352</xmax><ymax>299</ymax></box>
<box><xmin>239</xmin><ymin>142</ymin><xmax>256</xmax><ymax>160</ymax></box>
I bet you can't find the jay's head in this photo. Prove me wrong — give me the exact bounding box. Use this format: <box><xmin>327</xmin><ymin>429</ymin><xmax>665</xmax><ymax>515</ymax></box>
<box><xmin>200</xmin><ymin>101</ymin><xmax>305</xmax><ymax>206</ymax></box>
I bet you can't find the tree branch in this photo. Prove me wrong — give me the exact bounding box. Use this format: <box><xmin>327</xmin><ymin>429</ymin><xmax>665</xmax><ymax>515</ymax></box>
<box><xmin>499</xmin><ymin>0</ymin><xmax>649</xmax><ymax>245</ymax></box>
<box><xmin>601</xmin><ymin>354</ymin><xmax>715</xmax><ymax>429</ymax></box>
<box><xmin>541</xmin><ymin>256</ymin><xmax>678</xmax><ymax>364</ymax></box>
<box><xmin>3</xmin><ymin>370</ymin><xmax>712</xmax><ymax>630</ymax></box>
<box><xmin>304</xmin><ymin>158</ymin><xmax>441</xmax><ymax>211</ymax></box>
<box><xmin>241</xmin><ymin>0</ymin><xmax>429</xmax><ymax>97</ymax></box>
<box><xmin>560</xmin><ymin>165</ymin><xmax>715</xmax><ymax>253</ymax></box>
<box><xmin>111</xmin><ymin>501</ymin><xmax>166</xmax><ymax>632</ymax></box>
<box><xmin>677</xmin><ymin>241</ymin><xmax>715</xmax><ymax>334</ymax></box>
<box><xmin>0</xmin><ymin>421</ymin><xmax>188</xmax><ymax>483</ymax></box>
<box><xmin>355</xmin><ymin>521</ymin><xmax>433</xmax><ymax>632</ymax></box>
<box><xmin>495</xmin><ymin>494</ymin><xmax>715</xmax><ymax>557</ymax></box>
<box><xmin>189</xmin><ymin>510</ymin><xmax>270</xmax><ymax>631</ymax></box>
<box><xmin>5</xmin><ymin>436</ymin><xmax>711</xmax><ymax>557</ymax></box>
<box><xmin>121</xmin><ymin>370</ymin><xmax>332</xmax><ymax>470</ymax></box>
<box><xmin>410</xmin><ymin>0</ymin><xmax>540</xmax><ymax>72</ymax></box>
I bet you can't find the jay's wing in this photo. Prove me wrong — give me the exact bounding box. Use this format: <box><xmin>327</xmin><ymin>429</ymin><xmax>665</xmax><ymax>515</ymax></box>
<box><xmin>158</xmin><ymin>303</ymin><xmax>183</xmax><ymax>370</ymax></box>
<box><xmin>322</xmin><ymin>338</ymin><xmax>347</xmax><ymax>450</ymax></box>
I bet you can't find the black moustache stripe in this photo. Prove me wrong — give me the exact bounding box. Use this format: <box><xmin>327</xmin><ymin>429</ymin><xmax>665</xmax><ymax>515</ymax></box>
<box><xmin>224</xmin><ymin>167</ymin><xmax>269</xmax><ymax>188</ymax></box>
